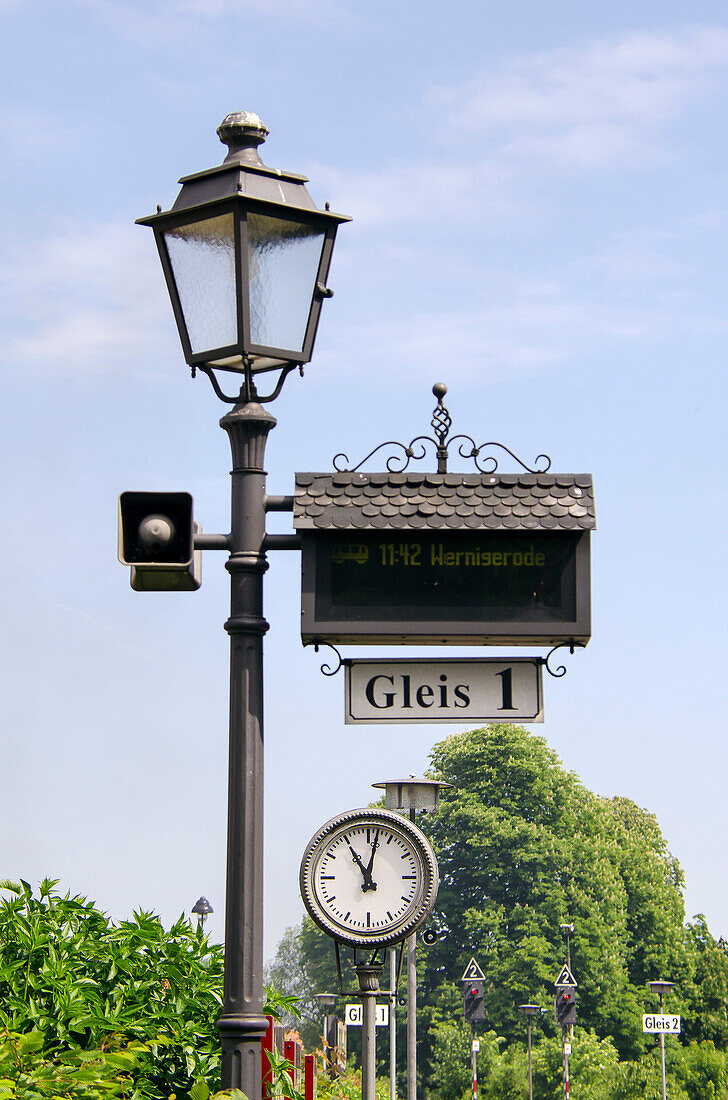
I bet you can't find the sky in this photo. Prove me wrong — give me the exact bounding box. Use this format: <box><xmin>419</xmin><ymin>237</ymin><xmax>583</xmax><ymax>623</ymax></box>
<box><xmin>1</xmin><ymin>0</ymin><xmax>727</xmax><ymax>968</ymax></box>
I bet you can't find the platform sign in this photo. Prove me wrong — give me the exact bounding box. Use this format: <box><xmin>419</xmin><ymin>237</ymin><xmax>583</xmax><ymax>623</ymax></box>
<box><xmin>345</xmin><ymin>1004</ymin><xmax>389</xmax><ymax>1027</ymax></box>
<box><xmin>643</xmin><ymin>1014</ymin><xmax>681</xmax><ymax>1034</ymax></box>
<box><xmin>301</xmin><ymin>530</ymin><xmax>590</xmax><ymax>646</ymax></box>
<box><xmin>344</xmin><ymin>658</ymin><xmax>543</xmax><ymax>724</ymax></box>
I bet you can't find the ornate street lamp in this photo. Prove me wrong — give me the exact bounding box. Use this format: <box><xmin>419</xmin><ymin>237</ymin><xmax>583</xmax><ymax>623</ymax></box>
<box><xmin>137</xmin><ymin>110</ymin><xmax>349</xmax><ymax>402</ymax></box>
<box><xmin>133</xmin><ymin>113</ymin><xmax>349</xmax><ymax>1100</ymax></box>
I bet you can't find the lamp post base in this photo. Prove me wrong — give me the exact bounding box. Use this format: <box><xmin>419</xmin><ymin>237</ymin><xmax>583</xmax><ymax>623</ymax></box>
<box><xmin>218</xmin><ymin>1013</ymin><xmax>271</xmax><ymax>1093</ymax></box>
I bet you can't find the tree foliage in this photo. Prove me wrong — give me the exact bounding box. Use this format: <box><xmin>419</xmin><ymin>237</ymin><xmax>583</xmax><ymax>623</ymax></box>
<box><xmin>420</xmin><ymin>725</ymin><xmax>720</xmax><ymax>1061</ymax></box>
<box><xmin>265</xmin><ymin>921</ymin><xmax>341</xmax><ymax>1051</ymax></box>
<box><xmin>0</xmin><ymin>878</ymin><xmax>223</xmax><ymax>1099</ymax></box>
<box><xmin>277</xmin><ymin>724</ymin><xmax>728</xmax><ymax>1098</ymax></box>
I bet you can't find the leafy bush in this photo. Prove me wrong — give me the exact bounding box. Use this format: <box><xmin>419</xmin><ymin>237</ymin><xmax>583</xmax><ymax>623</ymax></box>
<box><xmin>0</xmin><ymin>1028</ymin><xmax>149</xmax><ymax>1099</ymax></box>
<box><xmin>0</xmin><ymin>879</ymin><xmax>223</xmax><ymax>1099</ymax></box>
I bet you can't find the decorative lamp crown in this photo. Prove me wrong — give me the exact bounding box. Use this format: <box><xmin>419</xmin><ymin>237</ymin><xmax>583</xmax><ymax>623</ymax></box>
<box><xmin>137</xmin><ymin>113</ymin><xmax>350</xmax><ymax>402</ymax></box>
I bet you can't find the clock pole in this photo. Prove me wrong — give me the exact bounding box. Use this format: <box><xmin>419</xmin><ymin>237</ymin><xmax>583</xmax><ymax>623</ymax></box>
<box><xmin>407</xmin><ymin>808</ymin><xmax>418</xmax><ymax>1100</ymax></box>
<box><xmin>300</xmin><ymin>808</ymin><xmax>439</xmax><ymax>1100</ymax></box>
<box><xmin>356</xmin><ymin>962</ymin><xmax>383</xmax><ymax>1100</ymax></box>
<box><xmin>372</xmin><ymin>778</ymin><xmax>452</xmax><ymax>1100</ymax></box>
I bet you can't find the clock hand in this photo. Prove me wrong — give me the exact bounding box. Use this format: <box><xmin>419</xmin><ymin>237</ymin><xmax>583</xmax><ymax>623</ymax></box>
<box><xmin>348</xmin><ymin>843</ymin><xmax>376</xmax><ymax>892</ymax></box>
<box><xmin>365</xmin><ymin>829</ymin><xmax>380</xmax><ymax>880</ymax></box>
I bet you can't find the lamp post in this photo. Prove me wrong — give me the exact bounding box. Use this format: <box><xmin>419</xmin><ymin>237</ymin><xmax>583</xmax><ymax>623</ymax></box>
<box><xmin>518</xmin><ymin>1005</ymin><xmax>540</xmax><ymax>1100</ymax></box>
<box><xmin>560</xmin><ymin>923</ymin><xmax>574</xmax><ymax>971</ymax></box>
<box><xmin>314</xmin><ymin>992</ymin><xmax>341</xmax><ymax>1078</ymax></box>
<box><xmin>372</xmin><ymin>777</ymin><xmax>452</xmax><ymax>1100</ymax></box>
<box><xmin>191</xmin><ymin>896</ymin><xmax>213</xmax><ymax>931</ymax></box>
<box><xmin>136</xmin><ymin>112</ymin><xmax>349</xmax><ymax>1100</ymax></box>
<box><xmin>649</xmin><ymin>980</ymin><xmax>675</xmax><ymax>1100</ymax></box>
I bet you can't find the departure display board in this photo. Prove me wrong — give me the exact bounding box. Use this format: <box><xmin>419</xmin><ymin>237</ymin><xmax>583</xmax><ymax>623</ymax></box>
<box><xmin>301</xmin><ymin>530</ymin><xmax>591</xmax><ymax>646</ymax></box>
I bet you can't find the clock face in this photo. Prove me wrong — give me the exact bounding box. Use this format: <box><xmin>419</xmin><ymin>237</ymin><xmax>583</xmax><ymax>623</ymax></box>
<box><xmin>300</xmin><ymin>809</ymin><xmax>439</xmax><ymax>948</ymax></box>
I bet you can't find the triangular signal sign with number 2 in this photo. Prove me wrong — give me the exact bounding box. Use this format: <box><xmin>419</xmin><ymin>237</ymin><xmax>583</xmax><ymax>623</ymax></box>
<box><xmin>461</xmin><ymin>957</ymin><xmax>486</xmax><ymax>981</ymax></box>
<box><xmin>555</xmin><ymin>965</ymin><xmax>577</xmax><ymax>988</ymax></box>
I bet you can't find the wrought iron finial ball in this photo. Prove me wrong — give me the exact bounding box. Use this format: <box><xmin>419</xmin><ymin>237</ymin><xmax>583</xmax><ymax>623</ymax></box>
<box><xmin>432</xmin><ymin>382</ymin><xmax>447</xmax><ymax>400</ymax></box>
<box><xmin>217</xmin><ymin>111</ymin><xmax>269</xmax><ymax>155</ymax></box>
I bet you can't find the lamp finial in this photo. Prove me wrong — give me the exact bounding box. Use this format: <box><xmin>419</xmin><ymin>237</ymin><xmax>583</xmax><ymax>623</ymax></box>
<box><xmin>217</xmin><ymin>111</ymin><xmax>269</xmax><ymax>165</ymax></box>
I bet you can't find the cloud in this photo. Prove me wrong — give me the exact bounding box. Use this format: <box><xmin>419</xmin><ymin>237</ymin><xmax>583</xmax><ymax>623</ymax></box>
<box><xmin>312</xmin><ymin>160</ymin><xmax>511</xmax><ymax>228</ymax></box>
<box><xmin>0</xmin><ymin>222</ymin><xmax>172</xmax><ymax>375</ymax></box>
<box><xmin>70</xmin><ymin>0</ymin><xmax>352</xmax><ymax>44</ymax></box>
<box><xmin>570</xmin><ymin>230</ymin><xmax>694</xmax><ymax>287</ymax></box>
<box><xmin>170</xmin><ymin>0</ymin><xmax>341</xmax><ymax>13</ymax></box>
<box><xmin>343</xmin><ymin>293</ymin><xmax>585</xmax><ymax>378</ymax></box>
<box><xmin>302</xmin><ymin>25</ymin><xmax>728</xmax><ymax>236</ymax></box>
<box><xmin>427</xmin><ymin>26</ymin><xmax>728</xmax><ymax>168</ymax></box>
<box><xmin>323</xmin><ymin>228</ymin><xmax>728</xmax><ymax>383</ymax></box>
<box><xmin>0</xmin><ymin>108</ymin><xmax>82</xmax><ymax>170</ymax></box>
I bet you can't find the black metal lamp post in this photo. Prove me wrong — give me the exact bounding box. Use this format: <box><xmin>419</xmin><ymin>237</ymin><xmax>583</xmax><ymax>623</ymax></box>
<box><xmin>517</xmin><ymin>1005</ymin><xmax>540</xmax><ymax>1100</ymax></box>
<box><xmin>648</xmin><ymin>980</ymin><xmax>675</xmax><ymax>1100</ymax></box>
<box><xmin>315</xmin><ymin>992</ymin><xmax>341</xmax><ymax>1078</ymax></box>
<box><xmin>137</xmin><ymin>112</ymin><xmax>349</xmax><ymax>1100</ymax></box>
<box><xmin>560</xmin><ymin>923</ymin><xmax>575</xmax><ymax>970</ymax></box>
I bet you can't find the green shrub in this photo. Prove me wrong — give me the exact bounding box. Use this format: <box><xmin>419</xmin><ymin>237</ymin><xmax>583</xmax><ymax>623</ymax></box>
<box><xmin>0</xmin><ymin>879</ymin><xmax>223</xmax><ymax>1099</ymax></box>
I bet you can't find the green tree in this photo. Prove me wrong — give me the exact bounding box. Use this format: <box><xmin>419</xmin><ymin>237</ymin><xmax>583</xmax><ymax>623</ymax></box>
<box><xmin>266</xmin><ymin>917</ymin><xmax>377</xmax><ymax>1074</ymax></box>
<box><xmin>420</xmin><ymin>726</ymin><xmax>695</xmax><ymax>1064</ymax></box>
<box><xmin>672</xmin><ymin>1039</ymin><xmax>727</xmax><ymax>1098</ymax></box>
<box><xmin>273</xmin><ymin>725</ymin><xmax>728</xmax><ymax>1098</ymax></box>
<box><xmin>264</xmin><ymin>921</ymin><xmax>339</xmax><ymax>1051</ymax></box>
<box><xmin>681</xmin><ymin>917</ymin><xmax>728</xmax><ymax>1046</ymax></box>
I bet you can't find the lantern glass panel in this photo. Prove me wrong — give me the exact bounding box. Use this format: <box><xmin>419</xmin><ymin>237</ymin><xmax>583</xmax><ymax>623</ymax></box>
<box><xmin>247</xmin><ymin>211</ymin><xmax>325</xmax><ymax>351</ymax></box>
<box><xmin>164</xmin><ymin>213</ymin><xmax>237</xmax><ymax>353</ymax></box>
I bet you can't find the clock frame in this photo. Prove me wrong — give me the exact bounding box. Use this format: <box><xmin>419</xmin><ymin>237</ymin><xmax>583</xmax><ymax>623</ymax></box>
<box><xmin>299</xmin><ymin>808</ymin><xmax>439</xmax><ymax>948</ymax></box>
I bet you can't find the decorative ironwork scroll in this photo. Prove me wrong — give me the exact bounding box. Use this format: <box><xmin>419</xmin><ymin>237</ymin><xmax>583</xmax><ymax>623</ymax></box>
<box><xmin>333</xmin><ymin>383</ymin><xmax>551</xmax><ymax>474</ymax></box>
<box><xmin>542</xmin><ymin>642</ymin><xmax>586</xmax><ymax>679</ymax></box>
<box><xmin>306</xmin><ymin>641</ymin><xmax>344</xmax><ymax>677</ymax></box>
<box><xmin>197</xmin><ymin>361</ymin><xmax>300</xmax><ymax>405</ymax></box>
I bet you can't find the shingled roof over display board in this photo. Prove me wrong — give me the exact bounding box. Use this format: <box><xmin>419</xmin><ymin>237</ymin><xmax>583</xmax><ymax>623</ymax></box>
<box><xmin>293</xmin><ymin>472</ymin><xmax>596</xmax><ymax>532</ymax></box>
